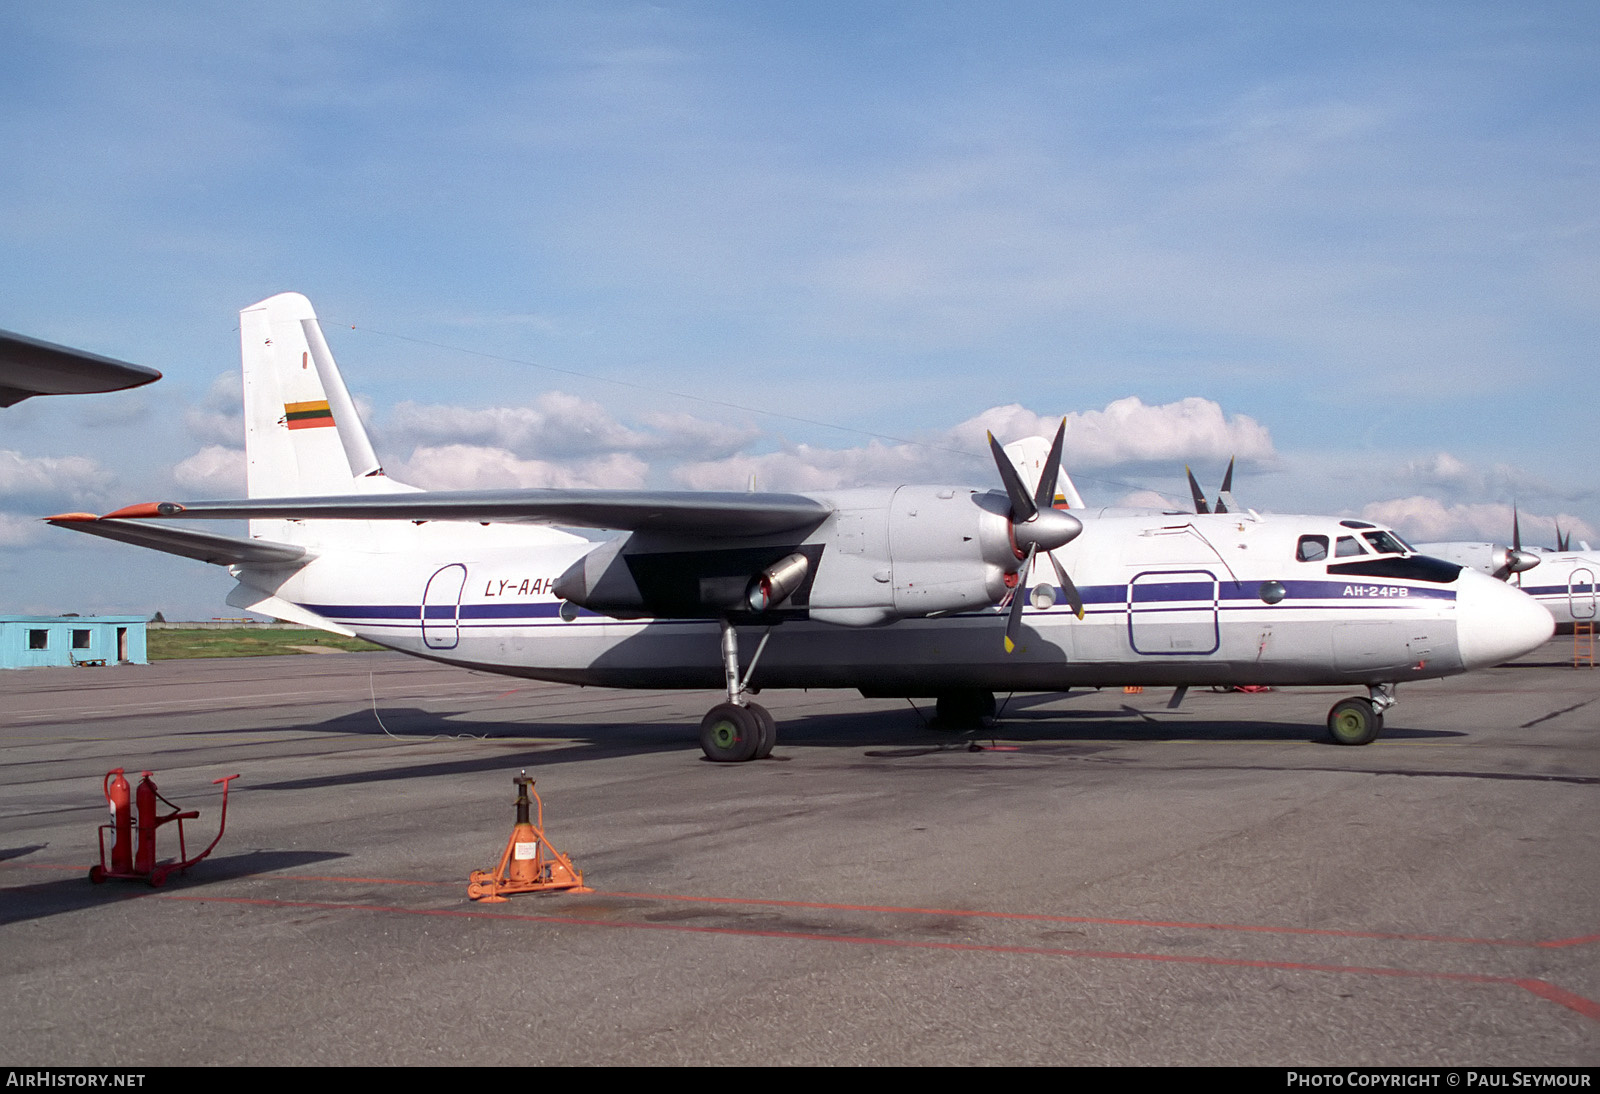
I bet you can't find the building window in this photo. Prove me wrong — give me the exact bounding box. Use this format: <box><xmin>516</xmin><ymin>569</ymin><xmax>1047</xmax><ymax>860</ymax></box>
<box><xmin>28</xmin><ymin>630</ymin><xmax>48</xmax><ymax>650</ymax></box>
<box><xmin>73</xmin><ymin>630</ymin><xmax>92</xmax><ymax>650</ymax></box>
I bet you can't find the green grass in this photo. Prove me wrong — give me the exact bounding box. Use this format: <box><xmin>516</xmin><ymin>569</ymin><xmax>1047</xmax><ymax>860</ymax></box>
<box><xmin>146</xmin><ymin>628</ymin><xmax>383</xmax><ymax>660</ymax></box>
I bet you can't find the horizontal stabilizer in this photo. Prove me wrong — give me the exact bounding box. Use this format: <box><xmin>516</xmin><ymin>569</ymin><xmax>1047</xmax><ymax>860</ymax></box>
<box><xmin>47</xmin><ymin>515</ymin><xmax>310</xmax><ymax>566</ymax></box>
<box><xmin>100</xmin><ymin>488</ymin><xmax>836</xmax><ymax>538</ymax></box>
<box><xmin>0</xmin><ymin>329</ymin><xmax>161</xmax><ymax>407</ymax></box>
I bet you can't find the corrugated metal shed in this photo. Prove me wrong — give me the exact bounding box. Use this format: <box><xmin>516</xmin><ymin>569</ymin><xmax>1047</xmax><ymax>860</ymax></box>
<box><xmin>0</xmin><ymin>616</ymin><xmax>147</xmax><ymax>669</ymax></box>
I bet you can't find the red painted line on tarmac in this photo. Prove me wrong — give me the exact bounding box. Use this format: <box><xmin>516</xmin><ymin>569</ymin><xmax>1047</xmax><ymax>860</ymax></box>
<box><xmin>155</xmin><ymin>893</ymin><xmax>1600</xmax><ymax>1023</ymax></box>
<box><xmin>599</xmin><ymin>889</ymin><xmax>1600</xmax><ymax>950</ymax></box>
<box><xmin>1516</xmin><ymin>979</ymin><xmax>1600</xmax><ymax>1022</ymax></box>
<box><xmin>6</xmin><ymin>861</ymin><xmax>1597</xmax><ymax>949</ymax></box>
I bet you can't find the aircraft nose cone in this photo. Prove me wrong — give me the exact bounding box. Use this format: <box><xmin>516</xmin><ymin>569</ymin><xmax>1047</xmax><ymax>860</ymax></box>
<box><xmin>1455</xmin><ymin>569</ymin><xmax>1554</xmax><ymax>669</ymax></box>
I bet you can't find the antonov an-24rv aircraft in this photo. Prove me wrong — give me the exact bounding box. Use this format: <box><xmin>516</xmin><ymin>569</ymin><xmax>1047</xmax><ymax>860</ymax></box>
<box><xmin>51</xmin><ymin>293</ymin><xmax>1554</xmax><ymax>761</ymax></box>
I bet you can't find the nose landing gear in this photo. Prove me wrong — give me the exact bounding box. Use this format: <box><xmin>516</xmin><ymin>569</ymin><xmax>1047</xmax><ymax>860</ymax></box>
<box><xmin>1327</xmin><ymin>683</ymin><xmax>1397</xmax><ymax>746</ymax></box>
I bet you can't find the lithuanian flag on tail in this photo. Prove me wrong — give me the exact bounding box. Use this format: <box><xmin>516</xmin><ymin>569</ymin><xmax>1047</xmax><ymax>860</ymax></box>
<box><xmin>284</xmin><ymin>399</ymin><xmax>335</xmax><ymax>430</ymax></box>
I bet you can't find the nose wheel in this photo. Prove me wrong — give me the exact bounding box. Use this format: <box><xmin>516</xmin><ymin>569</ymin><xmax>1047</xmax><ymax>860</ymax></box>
<box><xmin>1326</xmin><ymin>684</ymin><xmax>1397</xmax><ymax>746</ymax></box>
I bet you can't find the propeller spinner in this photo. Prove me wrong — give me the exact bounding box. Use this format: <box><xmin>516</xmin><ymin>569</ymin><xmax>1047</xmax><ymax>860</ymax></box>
<box><xmin>1493</xmin><ymin>507</ymin><xmax>1540</xmax><ymax>583</ymax></box>
<box><xmin>987</xmin><ymin>419</ymin><xmax>1085</xmax><ymax>653</ymax></box>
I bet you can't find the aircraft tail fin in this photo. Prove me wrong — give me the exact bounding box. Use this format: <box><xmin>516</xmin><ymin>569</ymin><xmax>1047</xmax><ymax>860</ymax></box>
<box><xmin>240</xmin><ymin>292</ymin><xmax>411</xmax><ymax>499</ymax></box>
<box><xmin>1003</xmin><ymin>435</ymin><xmax>1086</xmax><ymax>510</ymax></box>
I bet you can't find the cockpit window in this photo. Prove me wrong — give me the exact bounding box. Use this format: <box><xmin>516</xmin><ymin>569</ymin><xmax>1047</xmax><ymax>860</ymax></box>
<box><xmin>1296</xmin><ymin>535</ymin><xmax>1329</xmax><ymax>562</ymax></box>
<box><xmin>1335</xmin><ymin>535</ymin><xmax>1367</xmax><ymax>557</ymax></box>
<box><xmin>1362</xmin><ymin>530</ymin><xmax>1408</xmax><ymax>556</ymax></box>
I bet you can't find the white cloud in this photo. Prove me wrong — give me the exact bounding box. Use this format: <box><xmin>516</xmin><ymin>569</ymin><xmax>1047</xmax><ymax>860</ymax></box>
<box><xmin>183</xmin><ymin>372</ymin><xmax>244</xmax><ymax>447</ymax></box>
<box><xmin>0</xmin><ymin>512</ymin><xmax>46</xmax><ymax>547</ymax></box>
<box><xmin>381</xmin><ymin>393</ymin><xmax>761</xmax><ymax>464</ymax></box>
<box><xmin>1363</xmin><ymin>496</ymin><xmax>1596</xmax><ymax>546</ymax></box>
<box><xmin>0</xmin><ymin>449</ymin><xmax>105</xmax><ymax>501</ymax></box>
<box><xmin>384</xmin><ymin>393</ymin><xmax>645</xmax><ymax>458</ymax></box>
<box><xmin>958</xmin><ymin>397</ymin><xmax>1275</xmax><ymax>469</ymax></box>
<box><xmin>173</xmin><ymin>445</ymin><xmax>245</xmax><ymax>495</ymax></box>
<box><xmin>394</xmin><ymin>445</ymin><xmax>649</xmax><ymax>491</ymax></box>
<box><xmin>673</xmin><ymin>396</ymin><xmax>1276</xmax><ymax>493</ymax></box>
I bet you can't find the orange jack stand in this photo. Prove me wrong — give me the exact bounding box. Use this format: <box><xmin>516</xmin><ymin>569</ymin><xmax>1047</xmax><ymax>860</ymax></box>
<box><xmin>468</xmin><ymin>771</ymin><xmax>591</xmax><ymax>902</ymax></box>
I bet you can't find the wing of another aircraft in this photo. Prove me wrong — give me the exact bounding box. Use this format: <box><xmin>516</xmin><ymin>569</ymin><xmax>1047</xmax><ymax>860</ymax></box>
<box><xmin>98</xmin><ymin>489</ymin><xmax>835</xmax><ymax>538</ymax></box>
<box><xmin>0</xmin><ymin>329</ymin><xmax>161</xmax><ymax>407</ymax></box>
<box><xmin>47</xmin><ymin>514</ymin><xmax>309</xmax><ymax>566</ymax></box>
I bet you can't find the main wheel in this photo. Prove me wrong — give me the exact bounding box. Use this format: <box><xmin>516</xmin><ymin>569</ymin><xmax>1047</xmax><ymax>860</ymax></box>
<box><xmin>700</xmin><ymin>703</ymin><xmax>760</xmax><ymax>762</ymax></box>
<box><xmin>934</xmin><ymin>690</ymin><xmax>996</xmax><ymax>730</ymax></box>
<box><xmin>1327</xmin><ymin>697</ymin><xmax>1382</xmax><ymax>746</ymax></box>
<box><xmin>747</xmin><ymin>702</ymin><xmax>777</xmax><ymax>760</ymax></box>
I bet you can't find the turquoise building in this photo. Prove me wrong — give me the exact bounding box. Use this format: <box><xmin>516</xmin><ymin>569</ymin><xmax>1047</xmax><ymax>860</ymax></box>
<box><xmin>0</xmin><ymin>615</ymin><xmax>147</xmax><ymax>669</ymax></box>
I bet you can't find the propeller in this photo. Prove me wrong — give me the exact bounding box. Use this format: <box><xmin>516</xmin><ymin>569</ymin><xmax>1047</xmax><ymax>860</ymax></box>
<box><xmin>1187</xmin><ymin>458</ymin><xmax>1237</xmax><ymax>515</ymax></box>
<box><xmin>1185</xmin><ymin>466</ymin><xmax>1210</xmax><ymax>514</ymax></box>
<box><xmin>1556</xmin><ymin>522</ymin><xmax>1571</xmax><ymax>553</ymax></box>
<box><xmin>988</xmin><ymin>419</ymin><xmax>1085</xmax><ymax>653</ymax></box>
<box><xmin>1493</xmin><ymin>506</ymin><xmax>1540</xmax><ymax>583</ymax></box>
<box><xmin>1215</xmin><ymin>457</ymin><xmax>1237</xmax><ymax>515</ymax></box>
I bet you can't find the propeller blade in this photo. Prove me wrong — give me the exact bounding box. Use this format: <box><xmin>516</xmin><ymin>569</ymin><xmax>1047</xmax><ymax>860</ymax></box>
<box><xmin>1046</xmin><ymin>549</ymin><xmax>1086</xmax><ymax>620</ymax></box>
<box><xmin>1557</xmin><ymin>523</ymin><xmax>1570</xmax><ymax>552</ymax></box>
<box><xmin>1186</xmin><ymin>466</ymin><xmax>1210</xmax><ymax>514</ymax></box>
<box><xmin>989</xmin><ymin>431</ymin><xmax>1037</xmax><ymax>523</ymax></box>
<box><xmin>1215</xmin><ymin>456</ymin><xmax>1236</xmax><ymax>515</ymax></box>
<box><xmin>1031</xmin><ymin>418</ymin><xmax>1068</xmax><ymax>513</ymax></box>
<box><xmin>1004</xmin><ymin>544</ymin><xmax>1037</xmax><ymax>653</ymax></box>
<box><xmin>1511</xmin><ymin>506</ymin><xmax>1523</xmax><ymax>585</ymax></box>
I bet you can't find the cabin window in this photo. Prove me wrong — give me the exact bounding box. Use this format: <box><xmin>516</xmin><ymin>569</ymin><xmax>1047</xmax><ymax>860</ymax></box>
<box><xmin>1362</xmin><ymin>530</ymin><xmax>1408</xmax><ymax>556</ymax></box>
<box><xmin>28</xmin><ymin>629</ymin><xmax>48</xmax><ymax>650</ymax></box>
<box><xmin>1335</xmin><ymin>535</ymin><xmax>1367</xmax><ymax>557</ymax></box>
<box><xmin>72</xmin><ymin>630</ymin><xmax>91</xmax><ymax>650</ymax></box>
<box><xmin>1296</xmin><ymin>535</ymin><xmax>1329</xmax><ymax>562</ymax></box>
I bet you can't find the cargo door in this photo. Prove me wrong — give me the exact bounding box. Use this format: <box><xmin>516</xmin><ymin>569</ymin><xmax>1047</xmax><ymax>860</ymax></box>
<box><xmin>1127</xmin><ymin>570</ymin><xmax>1220</xmax><ymax>655</ymax></box>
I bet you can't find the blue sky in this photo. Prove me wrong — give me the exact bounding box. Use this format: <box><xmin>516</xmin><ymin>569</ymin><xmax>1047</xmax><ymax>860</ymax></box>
<box><xmin>2</xmin><ymin>2</ymin><xmax>1596</xmax><ymax>618</ymax></box>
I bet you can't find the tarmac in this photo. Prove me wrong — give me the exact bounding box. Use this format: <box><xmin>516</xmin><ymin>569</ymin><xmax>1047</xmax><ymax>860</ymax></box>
<box><xmin>2</xmin><ymin>641</ymin><xmax>1596</xmax><ymax>1066</ymax></box>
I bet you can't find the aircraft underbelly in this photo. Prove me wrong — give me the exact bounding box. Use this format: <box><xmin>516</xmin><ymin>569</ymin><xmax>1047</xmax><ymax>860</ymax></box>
<box><xmin>352</xmin><ymin>598</ymin><xmax>1461</xmax><ymax>691</ymax></box>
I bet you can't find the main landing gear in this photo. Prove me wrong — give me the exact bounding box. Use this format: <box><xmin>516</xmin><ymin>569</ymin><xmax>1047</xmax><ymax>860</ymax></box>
<box><xmin>1326</xmin><ymin>683</ymin><xmax>1397</xmax><ymax>746</ymax></box>
<box><xmin>699</xmin><ymin>619</ymin><xmax>777</xmax><ymax>762</ymax></box>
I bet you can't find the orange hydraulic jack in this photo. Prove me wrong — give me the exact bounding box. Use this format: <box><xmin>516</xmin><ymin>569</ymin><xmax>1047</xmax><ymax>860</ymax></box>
<box><xmin>468</xmin><ymin>771</ymin><xmax>591</xmax><ymax>902</ymax></box>
<box><xmin>89</xmin><ymin>769</ymin><xmax>239</xmax><ymax>887</ymax></box>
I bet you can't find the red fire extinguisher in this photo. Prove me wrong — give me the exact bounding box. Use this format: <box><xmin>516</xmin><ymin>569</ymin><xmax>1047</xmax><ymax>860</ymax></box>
<box><xmin>104</xmin><ymin>769</ymin><xmax>132</xmax><ymax>875</ymax></box>
<box><xmin>134</xmin><ymin>771</ymin><xmax>159</xmax><ymax>875</ymax></box>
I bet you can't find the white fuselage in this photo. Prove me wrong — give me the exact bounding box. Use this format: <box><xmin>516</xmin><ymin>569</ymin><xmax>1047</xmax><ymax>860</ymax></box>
<box><xmin>232</xmin><ymin>506</ymin><xmax>1553</xmax><ymax>695</ymax></box>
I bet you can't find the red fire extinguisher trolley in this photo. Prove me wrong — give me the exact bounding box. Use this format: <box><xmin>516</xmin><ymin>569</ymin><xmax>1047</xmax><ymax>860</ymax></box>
<box><xmin>89</xmin><ymin>769</ymin><xmax>239</xmax><ymax>887</ymax></box>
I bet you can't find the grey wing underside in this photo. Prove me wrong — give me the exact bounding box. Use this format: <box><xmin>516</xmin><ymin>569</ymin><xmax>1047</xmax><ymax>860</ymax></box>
<box><xmin>0</xmin><ymin>329</ymin><xmax>162</xmax><ymax>407</ymax></box>
<box><xmin>48</xmin><ymin>517</ymin><xmax>309</xmax><ymax>566</ymax></box>
<box><xmin>118</xmin><ymin>489</ymin><xmax>836</xmax><ymax>538</ymax></box>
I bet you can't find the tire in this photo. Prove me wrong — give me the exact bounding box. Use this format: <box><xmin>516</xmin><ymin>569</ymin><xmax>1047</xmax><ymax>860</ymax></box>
<box><xmin>700</xmin><ymin>703</ymin><xmax>760</xmax><ymax>762</ymax></box>
<box><xmin>934</xmin><ymin>690</ymin><xmax>996</xmax><ymax>730</ymax></box>
<box><xmin>747</xmin><ymin>702</ymin><xmax>777</xmax><ymax>760</ymax></box>
<box><xmin>1327</xmin><ymin>697</ymin><xmax>1382</xmax><ymax>746</ymax></box>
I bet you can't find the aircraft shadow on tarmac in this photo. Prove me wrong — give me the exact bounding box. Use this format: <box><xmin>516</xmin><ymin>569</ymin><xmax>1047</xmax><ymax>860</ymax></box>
<box><xmin>0</xmin><ymin>849</ymin><xmax>346</xmax><ymax>926</ymax></box>
<box><xmin>236</xmin><ymin>695</ymin><xmax>1468</xmax><ymax>793</ymax></box>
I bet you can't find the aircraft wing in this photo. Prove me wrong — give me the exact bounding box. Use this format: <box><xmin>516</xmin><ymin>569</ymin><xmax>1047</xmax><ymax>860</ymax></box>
<box><xmin>0</xmin><ymin>329</ymin><xmax>162</xmax><ymax>407</ymax></box>
<box><xmin>47</xmin><ymin>515</ymin><xmax>310</xmax><ymax>566</ymax></box>
<box><xmin>98</xmin><ymin>489</ymin><xmax>836</xmax><ymax>538</ymax></box>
